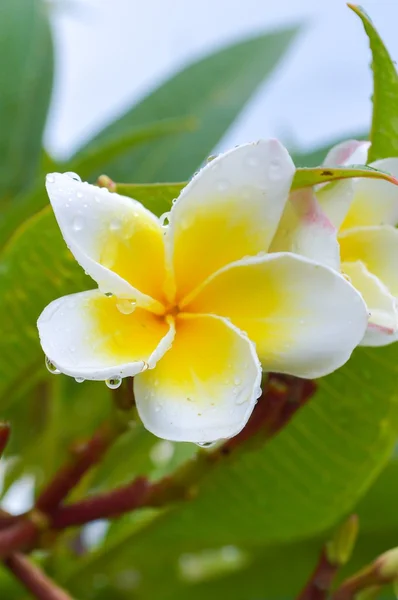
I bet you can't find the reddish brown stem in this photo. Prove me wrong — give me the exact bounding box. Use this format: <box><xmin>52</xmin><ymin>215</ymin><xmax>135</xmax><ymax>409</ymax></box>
<box><xmin>222</xmin><ymin>374</ymin><xmax>316</xmax><ymax>453</ymax></box>
<box><xmin>51</xmin><ymin>477</ymin><xmax>150</xmax><ymax>529</ymax></box>
<box><xmin>36</xmin><ymin>420</ymin><xmax>123</xmax><ymax>514</ymax></box>
<box><xmin>297</xmin><ymin>550</ymin><xmax>338</xmax><ymax>600</ymax></box>
<box><xmin>0</xmin><ymin>423</ymin><xmax>10</xmax><ymax>458</ymax></box>
<box><xmin>5</xmin><ymin>552</ymin><xmax>73</xmax><ymax>600</ymax></box>
<box><xmin>0</xmin><ymin>521</ymin><xmax>38</xmax><ymax>559</ymax></box>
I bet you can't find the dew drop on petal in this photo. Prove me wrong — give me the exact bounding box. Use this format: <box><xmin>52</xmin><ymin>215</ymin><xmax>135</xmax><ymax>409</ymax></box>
<box><xmin>76</xmin><ymin>191</ymin><xmax>83</xmax><ymax>199</ymax></box>
<box><xmin>217</xmin><ymin>180</ymin><xmax>229</xmax><ymax>192</ymax></box>
<box><xmin>141</xmin><ymin>362</ymin><xmax>149</xmax><ymax>372</ymax></box>
<box><xmin>104</xmin><ymin>292</ymin><xmax>113</xmax><ymax>298</ymax></box>
<box><xmin>64</xmin><ymin>172</ymin><xmax>82</xmax><ymax>182</ymax></box>
<box><xmin>75</xmin><ymin>377</ymin><xmax>85</xmax><ymax>383</ymax></box>
<box><xmin>245</xmin><ymin>154</ymin><xmax>259</xmax><ymax>168</ymax></box>
<box><xmin>105</xmin><ymin>376</ymin><xmax>122</xmax><ymax>390</ymax></box>
<box><xmin>159</xmin><ymin>212</ymin><xmax>170</xmax><ymax>228</ymax></box>
<box><xmin>46</xmin><ymin>174</ymin><xmax>55</xmax><ymax>184</ymax></box>
<box><xmin>234</xmin><ymin>377</ymin><xmax>241</xmax><ymax>386</ymax></box>
<box><xmin>45</xmin><ymin>356</ymin><xmax>60</xmax><ymax>375</ymax></box>
<box><xmin>72</xmin><ymin>216</ymin><xmax>84</xmax><ymax>232</ymax></box>
<box><xmin>116</xmin><ymin>299</ymin><xmax>136</xmax><ymax>315</ymax></box>
<box><xmin>197</xmin><ymin>441</ymin><xmax>217</xmax><ymax>448</ymax></box>
<box><xmin>110</xmin><ymin>219</ymin><xmax>121</xmax><ymax>231</ymax></box>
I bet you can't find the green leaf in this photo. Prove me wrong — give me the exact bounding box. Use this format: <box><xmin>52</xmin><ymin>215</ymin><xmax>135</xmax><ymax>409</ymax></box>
<box><xmin>0</xmin><ymin>0</ymin><xmax>53</xmax><ymax>200</ymax></box>
<box><xmin>113</xmin><ymin>182</ymin><xmax>185</xmax><ymax>216</ymax></box>
<box><xmin>111</xmin><ymin>163</ymin><xmax>398</xmax><ymax>218</ymax></box>
<box><xmin>68</xmin><ymin>117</ymin><xmax>196</xmax><ymax>182</ymax></box>
<box><xmin>0</xmin><ymin>208</ymin><xmax>90</xmax><ymax>410</ymax></box>
<box><xmin>72</xmin><ymin>27</ymin><xmax>300</xmax><ymax>183</ymax></box>
<box><xmin>349</xmin><ymin>4</ymin><xmax>398</xmax><ymax>161</ymax></box>
<box><xmin>291</xmin><ymin>164</ymin><xmax>398</xmax><ymax>188</ymax></box>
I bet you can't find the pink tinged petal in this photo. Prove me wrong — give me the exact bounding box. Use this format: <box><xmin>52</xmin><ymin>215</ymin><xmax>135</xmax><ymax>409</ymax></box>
<box><xmin>134</xmin><ymin>314</ymin><xmax>262</xmax><ymax>443</ymax></box>
<box><xmin>45</xmin><ymin>173</ymin><xmax>167</xmax><ymax>312</ymax></box>
<box><xmin>37</xmin><ymin>290</ymin><xmax>174</xmax><ymax>380</ymax></box>
<box><xmin>270</xmin><ymin>187</ymin><xmax>340</xmax><ymax>270</ymax></box>
<box><xmin>316</xmin><ymin>179</ymin><xmax>355</xmax><ymax>230</ymax></box>
<box><xmin>166</xmin><ymin>139</ymin><xmax>295</xmax><ymax>302</ymax></box>
<box><xmin>323</xmin><ymin>140</ymin><xmax>370</xmax><ymax>167</ymax></box>
<box><xmin>184</xmin><ymin>253</ymin><xmax>367</xmax><ymax>379</ymax></box>
<box><xmin>342</xmin><ymin>260</ymin><xmax>398</xmax><ymax>347</ymax></box>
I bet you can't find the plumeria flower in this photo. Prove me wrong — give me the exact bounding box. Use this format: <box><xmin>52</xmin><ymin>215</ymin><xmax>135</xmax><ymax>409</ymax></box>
<box><xmin>273</xmin><ymin>139</ymin><xmax>398</xmax><ymax>347</ymax></box>
<box><xmin>37</xmin><ymin>140</ymin><xmax>367</xmax><ymax>443</ymax></box>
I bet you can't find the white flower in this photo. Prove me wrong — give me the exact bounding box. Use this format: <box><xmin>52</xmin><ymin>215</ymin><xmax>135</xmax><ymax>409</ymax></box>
<box><xmin>37</xmin><ymin>140</ymin><xmax>367</xmax><ymax>443</ymax></box>
<box><xmin>276</xmin><ymin>139</ymin><xmax>398</xmax><ymax>347</ymax></box>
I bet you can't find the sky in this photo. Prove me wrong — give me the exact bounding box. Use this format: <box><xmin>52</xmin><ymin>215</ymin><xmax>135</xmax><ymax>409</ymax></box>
<box><xmin>45</xmin><ymin>0</ymin><xmax>398</xmax><ymax>160</ymax></box>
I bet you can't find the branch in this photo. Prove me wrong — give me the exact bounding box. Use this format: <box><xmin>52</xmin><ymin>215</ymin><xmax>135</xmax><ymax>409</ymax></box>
<box><xmin>297</xmin><ymin>516</ymin><xmax>359</xmax><ymax>600</ymax></box>
<box><xmin>36</xmin><ymin>418</ymin><xmax>126</xmax><ymax>514</ymax></box>
<box><xmin>0</xmin><ymin>521</ymin><xmax>38</xmax><ymax>559</ymax></box>
<box><xmin>4</xmin><ymin>553</ymin><xmax>73</xmax><ymax>600</ymax></box>
<box><xmin>332</xmin><ymin>545</ymin><xmax>398</xmax><ymax>600</ymax></box>
<box><xmin>51</xmin><ymin>477</ymin><xmax>150</xmax><ymax>528</ymax></box>
<box><xmin>0</xmin><ymin>422</ymin><xmax>10</xmax><ymax>457</ymax></box>
<box><xmin>220</xmin><ymin>374</ymin><xmax>316</xmax><ymax>454</ymax></box>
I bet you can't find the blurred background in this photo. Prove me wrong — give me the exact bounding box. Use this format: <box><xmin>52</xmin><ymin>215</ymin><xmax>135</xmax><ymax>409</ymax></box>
<box><xmin>48</xmin><ymin>0</ymin><xmax>398</xmax><ymax>161</ymax></box>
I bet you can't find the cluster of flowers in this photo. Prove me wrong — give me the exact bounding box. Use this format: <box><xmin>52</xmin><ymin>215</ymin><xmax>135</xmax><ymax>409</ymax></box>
<box><xmin>38</xmin><ymin>139</ymin><xmax>398</xmax><ymax>443</ymax></box>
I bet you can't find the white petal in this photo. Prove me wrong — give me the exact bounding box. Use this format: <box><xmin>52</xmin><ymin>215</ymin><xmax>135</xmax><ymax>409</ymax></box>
<box><xmin>38</xmin><ymin>290</ymin><xmax>174</xmax><ymax>380</ymax></box>
<box><xmin>338</xmin><ymin>158</ymin><xmax>398</xmax><ymax>231</ymax></box>
<box><xmin>134</xmin><ymin>314</ymin><xmax>262</xmax><ymax>443</ymax></box>
<box><xmin>184</xmin><ymin>253</ymin><xmax>368</xmax><ymax>379</ymax></box>
<box><xmin>45</xmin><ymin>173</ymin><xmax>167</xmax><ymax>312</ymax></box>
<box><xmin>339</xmin><ymin>225</ymin><xmax>398</xmax><ymax>297</ymax></box>
<box><xmin>270</xmin><ymin>187</ymin><xmax>340</xmax><ymax>270</ymax></box>
<box><xmin>323</xmin><ymin>140</ymin><xmax>370</xmax><ymax>166</ymax></box>
<box><xmin>165</xmin><ymin>140</ymin><xmax>295</xmax><ymax>302</ymax></box>
<box><xmin>342</xmin><ymin>261</ymin><xmax>398</xmax><ymax>347</ymax></box>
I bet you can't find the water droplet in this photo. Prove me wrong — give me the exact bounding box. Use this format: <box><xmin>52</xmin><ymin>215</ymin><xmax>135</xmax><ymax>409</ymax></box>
<box><xmin>235</xmin><ymin>394</ymin><xmax>248</xmax><ymax>405</ymax></box>
<box><xmin>76</xmin><ymin>191</ymin><xmax>83</xmax><ymax>199</ymax></box>
<box><xmin>110</xmin><ymin>219</ymin><xmax>121</xmax><ymax>231</ymax></box>
<box><xmin>245</xmin><ymin>154</ymin><xmax>259</xmax><ymax>168</ymax></box>
<box><xmin>234</xmin><ymin>377</ymin><xmax>241</xmax><ymax>386</ymax></box>
<box><xmin>64</xmin><ymin>172</ymin><xmax>81</xmax><ymax>182</ymax></box>
<box><xmin>72</xmin><ymin>216</ymin><xmax>84</xmax><ymax>232</ymax></box>
<box><xmin>45</xmin><ymin>356</ymin><xmax>60</xmax><ymax>375</ymax></box>
<box><xmin>116</xmin><ymin>299</ymin><xmax>136</xmax><ymax>315</ymax></box>
<box><xmin>46</xmin><ymin>174</ymin><xmax>55</xmax><ymax>184</ymax></box>
<box><xmin>141</xmin><ymin>362</ymin><xmax>149</xmax><ymax>372</ymax></box>
<box><xmin>94</xmin><ymin>196</ymin><xmax>100</xmax><ymax>204</ymax></box>
<box><xmin>217</xmin><ymin>180</ymin><xmax>229</xmax><ymax>192</ymax></box>
<box><xmin>104</xmin><ymin>292</ymin><xmax>113</xmax><ymax>298</ymax></box>
<box><xmin>75</xmin><ymin>377</ymin><xmax>85</xmax><ymax>383</ymax></box>
<box><xmin>269</xmin><ymin>161</ymin><xmax>282</xmax><ymax>181</ymax></box>
<box><xmin>159</xmin><ymin>212</ymin><xmax>170</xmax><ymax>228</ymax></box>
<box><xmin>155</xmin><ymin>403</ymin><xmax>162</xmax><ymax>413</ymax></box>
<box><xmin>197</xmin><ymin>441</ymin><xmax>217</xmax><ymax>448</ymax></box>
<box><xmin>105</xmin><ymin>376</ymin><xmax>122</xmax><ymax>389</ymax></box>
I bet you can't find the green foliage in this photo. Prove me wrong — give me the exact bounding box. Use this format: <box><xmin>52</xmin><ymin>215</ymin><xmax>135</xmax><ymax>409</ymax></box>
<box><xmin>0</xmin><ymin>0</ymin><xmax>53</xmax><ymax>201</ymax></box>
<box><xmin>349</xmin><ymin>4</ymin><xmax>398</xmax><ymax>162</ymax></box>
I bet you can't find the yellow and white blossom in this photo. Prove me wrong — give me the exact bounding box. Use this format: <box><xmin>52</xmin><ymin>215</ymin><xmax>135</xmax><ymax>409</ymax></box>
<box><xmin>275</xmin><ymin>139</ymin><xmax>398</xmax><ymax>347</ymax></box>
<box><xmin>37</xmin><ymin>140</ymin><xmax>367</xmax><ymax>443</ymax></box>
